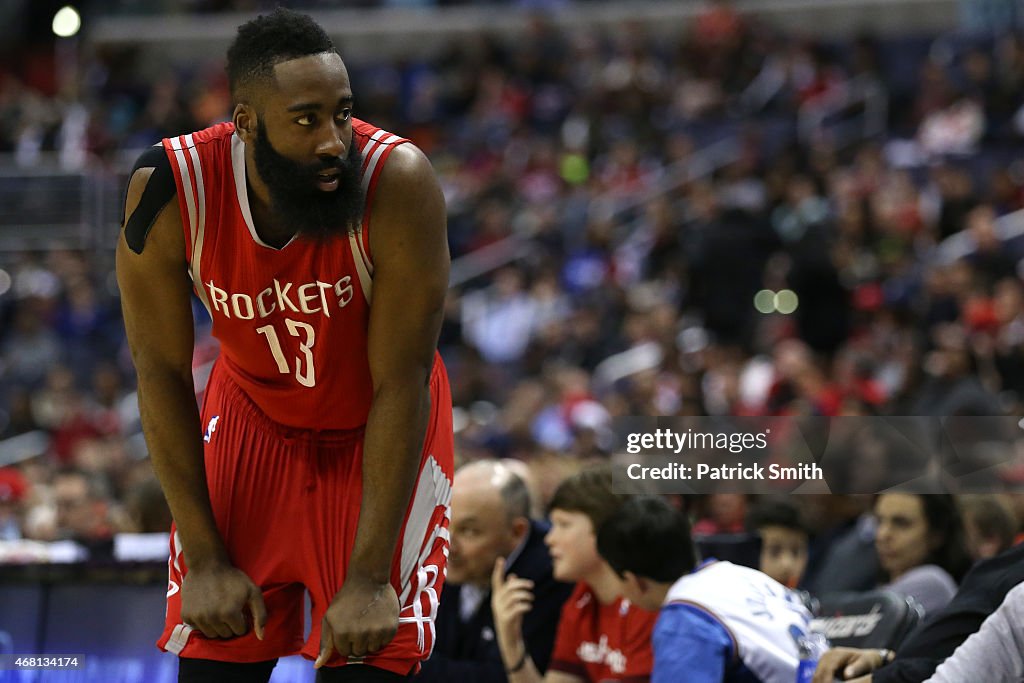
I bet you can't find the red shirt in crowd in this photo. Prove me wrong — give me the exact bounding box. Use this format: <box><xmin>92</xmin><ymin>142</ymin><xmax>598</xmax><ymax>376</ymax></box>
<box><xmin>548</xmin><ymin>582</ymin><xmax>657</xmax><ymax>682</ymax></box>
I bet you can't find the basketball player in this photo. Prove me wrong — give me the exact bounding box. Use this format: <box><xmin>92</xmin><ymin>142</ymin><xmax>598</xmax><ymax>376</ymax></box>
<box><xmin>116</xmin><ymin>9</ymin><xmax>453</xmax><ymax>682</ymax></box>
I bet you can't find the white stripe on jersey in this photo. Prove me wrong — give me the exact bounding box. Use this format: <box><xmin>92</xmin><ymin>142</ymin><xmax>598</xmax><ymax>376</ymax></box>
<box><xmin>353</xmin><ymin>229</ymin><xmax>373</xmax><ymax>276</ymax></box>
<box><xmin>165</xmin><ymin>623</ymin><xmax>194</xmax><ymax>655</ymax></box>
<box><xmin>396</xmin><ymin>455</ymin><xmax>451</xmax><ymax>655</ymax></box>
<box><xmin>360</xmin><ymin>129</ymin><xmax>389</xmax><ymax>166</ymax></box>
<box><xmin>348</xmin><ymin>230</ymin><xmax>373</xmax><ymax>304</ymax></box>
<box><xmin>183</xmin><ymin>133</ymin><xmax>212</xmax><ymax>315</ymax></box>
<box><xmin>168</xmin><ymin>136</ymin><xmax>197</xmax><ymax>249</ymax></box>
<box><xmin>362</xmin><ymin>135</ymin><xmax>402</xmax><ymax>193</ymax></box>
<box><xmin>353</xmin><ymin>130</ymin><xmax>403</xmax><ymax>290</ymax></box>
<box><xmin>398</xmin><ymin>455</ymin><xmax>452</xmax><ymax>602</ymax></box>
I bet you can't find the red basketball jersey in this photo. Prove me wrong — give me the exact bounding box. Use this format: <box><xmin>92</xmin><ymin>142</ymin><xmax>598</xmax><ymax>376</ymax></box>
<box><xmin>163</xmin><ymin>119</ymin><xmax>410</xmax><ymax>429</ymax></box>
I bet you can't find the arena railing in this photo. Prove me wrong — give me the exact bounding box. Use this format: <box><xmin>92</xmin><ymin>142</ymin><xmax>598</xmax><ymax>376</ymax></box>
<box><xmin>0</xmin><ymin>159</ymin><xmax>108</xmax><ymax>254</ymax></box>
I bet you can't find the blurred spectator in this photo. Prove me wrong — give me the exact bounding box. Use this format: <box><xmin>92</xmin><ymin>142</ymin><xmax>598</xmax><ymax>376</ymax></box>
<box><xmin>0</xmin><ymin>467</ymin><xmax>29</xmax><ymax>540</ymax></box>
<box><xmin>421</xmin><ymin>460</ymin><xmax>572</xmax><ymax>681</ymax></box>
<box><xmin>746</xmin><ymin>496</ymin><xmax>810</xmax><ymax>589</ymax></box>
<box><xmin>1</xmin><ymin>299</ymin><xmax>63</xmax><ymax>389</ymax></box>
<box><xmin>123</xmin><ymin>476</ymin><xmax>171</xmax><ymax>534</ymax></box>
<box><xmin>800</xmin><ymin>495</ymin><xmax>880</xmax><ymax>595</ymax></box>
<box><xmin>965</xmin><ymin>203</ymin><xmax>1018</xmax><ymax>287</ymax></box>
<box><xmin>462</xmin><ymin>267</ymin><xmax>538</xmax><ymax>366</ymax></box>
<box><xmin>874</xmin><ymin>493</ymin><xmax>971</xmax><ymax>617</ymax></box>
<box><xmin>693</xmin><ymin>0</ymin><xmax>743</xmax><ymax>47</ymax></box>
<box><xmin>764</xmin><ymin>340</ymin><xmax>844</xmax><ymax>415</ymax></box>
<box><xmin>929</xmin><ymin>163</ymin><xmax>977</xmax><ymax>241</ymax></box>
<box><xmin>918</xmin><ymin>95</ymin><xmax>985</xmax><ymax>157</ymax></box>
<box><xmin>692</xmin><ymin>493</ymin><xmax>748</xmax><ymax>535</ymax></box>
<box><xmin>959</xmin><ymin>494</ymin><xmax>1017</xmax><ymax>562</ymax></box>
<box><xmin>0</xmin><ymin>387</ymin><xmax>39</xmax><ymax>438</ymax></box>
<box><xmin>52</xmin><ymin>467</ymin><xmax>117</xmax><ymax>558</ymax></box>
<box><xmin>912</xmin><ymin>323</ymin><xmax>1003</xmax><ymax>416</ymax></box>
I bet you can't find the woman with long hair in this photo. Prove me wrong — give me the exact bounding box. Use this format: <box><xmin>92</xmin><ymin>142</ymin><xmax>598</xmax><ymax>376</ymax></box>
<box><xmin>874</xmin><ymin>493</ymin><xmax>971</xmax><ymax>616</ymax></box>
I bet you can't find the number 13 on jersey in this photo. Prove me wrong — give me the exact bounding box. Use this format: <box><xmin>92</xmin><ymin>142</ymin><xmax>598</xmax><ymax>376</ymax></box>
<box><xmin>257</xmin><ymin>319</ymin><xmax>316</xmax><ymax>387</ymax></box>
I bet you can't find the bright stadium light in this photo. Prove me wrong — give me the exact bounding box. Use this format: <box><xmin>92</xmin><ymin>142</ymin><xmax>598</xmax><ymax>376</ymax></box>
<box><xmin>52</xmin><ymin>6</ymin><xmax>81</xmax><ymax>38</ymax></box>
<box><xmin>775</xmin><ymin>289</ymin><xmax>799</xmax><ymax>314</ymax></box>
<box><xmin>754</xmin><ymin>289</ymin><xmax>775</xmax><ymax>314</ymax></box>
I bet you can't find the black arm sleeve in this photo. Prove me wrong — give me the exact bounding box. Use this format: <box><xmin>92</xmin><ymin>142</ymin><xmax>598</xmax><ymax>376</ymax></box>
<box><xmin>121</xmin><ymin>145</ymin><xmax>176</xmax><ymax>254</ymax></box>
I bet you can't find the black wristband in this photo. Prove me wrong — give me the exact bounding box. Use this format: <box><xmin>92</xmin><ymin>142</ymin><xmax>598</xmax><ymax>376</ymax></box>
<box><xmin>506</xmin><ymin>651</ymin><xmax>529</xmax><ymax>674</ymax></box>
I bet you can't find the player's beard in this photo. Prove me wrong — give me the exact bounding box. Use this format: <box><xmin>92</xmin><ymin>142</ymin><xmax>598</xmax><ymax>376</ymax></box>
<box><xmin>252</xmin><ymin>120</ymin><xmax>365</xmax><ymax>241</ymax></box>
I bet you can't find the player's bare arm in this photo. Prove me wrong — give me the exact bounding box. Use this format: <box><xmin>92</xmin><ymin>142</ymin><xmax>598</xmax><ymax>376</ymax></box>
<box><xmin>316</xmin><ymin>142</ymin><xmax>449</xmax><ymax>665</ymax></box>
<box><xmin>116</xmin><ymin>160</ymin><xmax>266</xmax><ymax>641</ymax></box>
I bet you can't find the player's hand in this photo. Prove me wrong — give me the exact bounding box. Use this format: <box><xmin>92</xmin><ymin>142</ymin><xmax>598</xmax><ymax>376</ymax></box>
<box><xmin>812</xmin><ymin>647</ymin><xmax>884</xmax><ymax>682</ymax></box>
<box><xmin>315</xmin><ymin>575</ymin><xmax>399</xmax><ymax>668</ymax></box>
<box><xmin>490</xmin><ymin>557</ymin><xmax>534</xmax><ymax>660</ymax></box>
<box><xmin>181</xmin><ymin>562</ymin><xmax>266</xmax><ymax>640</ymax></box>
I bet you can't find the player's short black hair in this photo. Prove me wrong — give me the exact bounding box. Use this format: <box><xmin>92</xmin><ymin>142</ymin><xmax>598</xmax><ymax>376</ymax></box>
<box><xmin>597</xmin><ymin>495</ymin><xmax>698</xmax><ymax>584</ymax></box>
<box><xmin>227</xmin><ymin>8</ymin><xmax>337</xmax><ymax>104</ymax></box>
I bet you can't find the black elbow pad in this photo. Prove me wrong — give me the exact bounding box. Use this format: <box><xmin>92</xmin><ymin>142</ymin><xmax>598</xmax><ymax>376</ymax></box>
<box><xmin>122</xmin><ymin>145</ymin><xmax>176</xmax><ymax>254</ymax></box>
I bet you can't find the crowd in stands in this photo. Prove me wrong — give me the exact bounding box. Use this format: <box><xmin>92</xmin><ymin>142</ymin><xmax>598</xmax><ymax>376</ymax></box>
<box><xmin>1</xmin><ymin>0</ymin><xmax>1024</xmax><ymax>543</ymax></box>
<box><xmin>2</xmin><ymin>2</ymin><xmax>1024</xmax><ymax>677</ymax></box>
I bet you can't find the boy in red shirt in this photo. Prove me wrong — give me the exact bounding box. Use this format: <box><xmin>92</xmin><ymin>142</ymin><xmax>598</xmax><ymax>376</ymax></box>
<box><xmin>491</xmin><ymin>466</ymin><xmax>656</xmax><ymax>682</ymax></box>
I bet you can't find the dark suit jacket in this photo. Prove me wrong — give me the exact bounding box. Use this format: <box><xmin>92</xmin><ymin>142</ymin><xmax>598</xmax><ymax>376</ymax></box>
<box><xmin>415</xmin><ymin>520</ymin><xmax>574</xmax><ymax>682</ymax></box>
<box><xmin>874</xmin><ymin>542</ymin><xmax>1024</xmax><ymax>683</ymax></box>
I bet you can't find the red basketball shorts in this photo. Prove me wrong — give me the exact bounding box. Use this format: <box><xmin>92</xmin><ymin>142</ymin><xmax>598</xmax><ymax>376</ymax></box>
<box><xmin>157</xmin><ymin>357</ymin><xmax>454</xmax><ymax>676</ymax></box>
